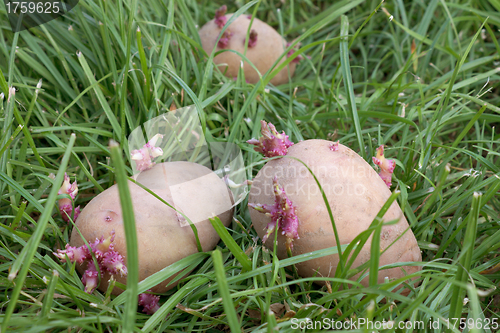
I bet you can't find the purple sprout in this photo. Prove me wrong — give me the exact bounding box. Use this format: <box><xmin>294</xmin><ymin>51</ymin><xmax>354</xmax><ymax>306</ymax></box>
<box><xmin>102</xmin><ymin>250</ymin><xmax>128</xmax><ymax>276</ymax></box>
<box><xmin>214</xmin><ymin>5</ymin><xmax>227</xmax><ymax>28</ymax></box>
<box><xmin>247</xmin><ymin>120</ymin><xmax>294</xmax><ymax>158</ymax></box>
<box><xmin>82</xmin><ymin>262</ymin><xmax>99</xmax><ymax>294</ymax></box>
<box><xmin>249</xmin><ymin>176</ymin><xmax>299</xmax><ymax>251</ymax></box>
<box><xmin>372</xmin><ymin>145</ymin><xmax>396</xmax><ymax>187</ymax></box>
<box><xmin>222</xmin><ymin>175</ymin><xmax>253</xmax><ymax>189</ymax></box>
<box><xmin>286</xmin><ymin>42</ymin><xmax>303</xmax><ymax>64</ymax></box>
<box><xmin>245</xmin><ymin>29</ymin><xmax>258</xmax><ymax>47</ymax></box>
<box><xmin>138</xmin><ymin>291</ymin><xmax>161</xmax><ymax>315</ymax></box>
<box><xmin>54</xmin><ymin>230</ymin><xmax>127</xmax><ymax>294</ymax></box>
<box><xmin>54</xmin><ymin>244</ymin><xmax>88</xmax><ymax>264</ymax></box>
<box><xmin>90</xmin><ymin>231</ymin><xmax>115</xmax><ymax>259</ymax></box>
<box><xmin>55</xmin><ymin>232</ymin><xmax>161</xmax><ymax>314</ymax></box>
<box><xmin>217</xmin><ymin>30</ymin><xmax>234</xmax><ymax>48</ymax></box>
<box><xmin>58</xmin><ymin>173</ymin><xmax>81</xmax><ymax>223</ymax></box>
<box><xmin>330</xmin><ymin>141</ymin><xmax>339</xmax><ymax>152</ymax></box>
<box><xmin>130</xmin><ymin>134</ymin><xmax>164</xmax><ymax>172</ymax></box>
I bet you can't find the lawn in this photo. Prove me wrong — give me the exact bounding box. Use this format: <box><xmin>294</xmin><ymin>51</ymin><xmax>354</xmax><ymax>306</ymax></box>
<box><xmin>0</xmin><ymin>0</ymin><xmax>500</xmax><ymax>332</ymax></box>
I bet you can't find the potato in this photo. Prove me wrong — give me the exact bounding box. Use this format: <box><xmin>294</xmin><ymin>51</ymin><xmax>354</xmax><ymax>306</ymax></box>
<box><xmin>248</xmin><ymin>139</ymin><xmax>421</xmax><ymax>289</ymax></box>
<box><xmin>70</xmin><ymin>161</ymin><xmax>234</xmax><ymax>294</ymax></box>
<box><xmin>198</xmin><ymin>8</ymin><xmax>296</xmax><ymax>85</ymax></box>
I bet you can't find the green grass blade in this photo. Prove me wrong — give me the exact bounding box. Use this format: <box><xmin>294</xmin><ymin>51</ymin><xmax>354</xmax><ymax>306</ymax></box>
<box><xmin>136</xmin><ymin>27</ymin><xmax>151</xmax><ymax>106</ymax></box>
<box><xmin>448</xmin><ymin>192</ymin><xmax>482</xmax><ymax>331</ymax></box>
<box><xmin>109</xmin><ymin>140</ymin><xmax>138</xmax><ymax>333</ymax></box>
<box><xmin>0</xmin><ymin>124</ymin><xmax>23</xmax><ymax>157</ymax></box>
<box><xmin>211</xmin><ymin>249</ymin><xmax>242</xmax><ymax>333</ymax></box>
<box><xmin>142</xmin><ymin>277</ymin><xmax>210</xmax><ymax>332</ymax></box>
<box><xmin>417</xmin><ymin>163</ymin><xmax>451</xmax><ymax>220</ymax></box>
<box><xmin>340</xmin><ymin>15</ymin><xmax>365</xmax><ymax>158</ymax></box>
<box><xmin>77</xmin><ymin>52</ymin><xmax>122</xmax><ymax>139</ymax></box>
<box><xmin>1</xmin><ymin>133</ymin><xmax>76</xmax><ymax>332</ymax></box>
<box><xmin>109</xmin><ymin>252</ymin><xmax>209</xmax><ymax>307</ymax></box>
<box><xmin>368</xmin><ymin>191</ymin><xmax>401</xmax><ymax>287</ymax></box>
<box><xmin>210</xmin><ymin>216</ymin><xmax>252</xmax><ymax>272</ymax></box>
<box><xmin>40</xmin><ymin>270</ymin><xmax>59</xmax><ymax>319</ymax></box>
<box><xmin>0</xmin><ymin>68</ymin><xmax>8</xmax><ymax>94</ymax></box>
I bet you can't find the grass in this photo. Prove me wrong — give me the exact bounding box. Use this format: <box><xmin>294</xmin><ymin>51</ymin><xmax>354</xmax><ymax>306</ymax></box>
<box><xmin>0</xmin><ymin>0</ymin><xmax>499</xmax><ymax>332</ymax></box>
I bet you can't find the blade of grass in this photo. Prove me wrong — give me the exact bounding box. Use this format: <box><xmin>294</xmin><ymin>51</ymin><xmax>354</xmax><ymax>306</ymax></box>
<box><xmin>210</xmin><ymin>217</ymin><xmax>252</xmax><ymax>272</ymax></box>
<box><xmin>448</xmin><ymin>192</ymin><xmax>482</xmax><ymax>331</ymax></box>
<box><xmin>109</xmin><ymin>252</ymin><xmax>209</xmax><ymax>307</ymax></box>
<box><xmin>0</xmin><ymin>87</ymin><xmax>15</xmax><ymax>195</ymax></box>
<box><xmin>39</xmin><ymin>270</ymin><xmax>59</xmax><ymax>319</ymax></box>
<box><xmin>77</xmin><ymin>52</ymin><xmax>122</xmax><ymax>139</ymax></box>
<box><xmin>340</xmin><ymin>15</ymin><xmax>365</xmax><ymax>158</ymax></box>
<box><xmin>450</xmin><ymin>104</ymin><xmax>488</xmax><ymax>150</ymax></box>
<box><xmin>368</xmin><ymin>192</ymin><xmax>401</xmax><ymax>287</ymax></box>
<box><xmin>142</xmin><ymin>276</ymin><xmax>210</xmax><ymax>332</ymax></box>
<box><xmin>1</xmin><ymin>133</ymin><xmax>76</xmax><ymax>332</ymax></box>
<box><xmin>212</xmin><ymin>249</ymin><xmax>242</xmax><ymax>333</ymax></box>
<box><xmin>381</xmin><ymin>7</ymin><xmax>458</xmax><ymax>58</ymax></box>
<box><xmin>136</xmin><ymin>27</ymin><xmax>151</xmax><ymax>106</ymax></box>
<box><xmin>416</xmin><ymin>163</ymin><xmax>451</xmax><ymax>220</ymax></box>
<box><xmin>10</xmin><ymin>201</ymin><xmax>27</xmax><ymax>229</ymax></box>
<box><xmin>7</xmin><ymin>32</ymin><xmax>19</xmax><ymax>86</ymax></box>
<box><xmin>0</xmin><ymin>68</ymin><xmax>8</xmax><ymax>94</ymax></box>
<box><xmin>422</xmin><ymin>20</ymin><xmax>487</xmax><ymax>169</ymax></box>
<box><xmin>119</xmin><ymin>0</ymin><xmax>138</xmax><ymax>148</ymax></box>
<box><xmin>0</xmin><ymin>124</ymin><xmax>23</xmax><ymax>156</ymax></box>
<box><xmin>109</xmin><ymin>140</ymin><xmax>138</xmax><ymax>333</ymax></box>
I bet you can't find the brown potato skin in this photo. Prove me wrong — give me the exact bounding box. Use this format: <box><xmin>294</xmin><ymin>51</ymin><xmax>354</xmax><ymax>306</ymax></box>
<box><xmin>70</xmin><ymin>161</ymin><xmax>233</xmax><ymax>294</ymax></box>
<box><xmin>198</xmin><ymin>13</ymin><xmax>296</xmax><ymax>85</ymax></box>
<box><xmin>248</xmin><ymin>140</ymin><xmax>421</xmax><ymax>289</ymax></box>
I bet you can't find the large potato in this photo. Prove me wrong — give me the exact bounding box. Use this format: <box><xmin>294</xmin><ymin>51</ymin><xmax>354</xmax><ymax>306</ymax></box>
<box><xmin>70</xmin><ymin>161</ymin><xmax>233</xmax><ymax>294</ymax></box>
<box><xmin>198</xmin><ymin>12</ymin><xmax>296</xmax><ymax>85</ymax></box>
<box><xmin>248</xmin><ymin>139</ymin><xmax>421</xmax><ymax>288</ymax></box>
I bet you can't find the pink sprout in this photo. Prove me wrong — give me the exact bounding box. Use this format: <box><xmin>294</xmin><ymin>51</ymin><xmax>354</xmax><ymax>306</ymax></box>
<box><xmin>53</xmin><ymin>230</ymin><xmax>127</xmax><ymax>294</ymax></box>
<box><xmin>176</xmin><ymin>211</ymin><xmax>187</xmax><ymax>224</ymax></box>
<box><xmin>286</xmin><ymin>42</ymin><xmax>303</xmax><ymax>64</ymax></box>
<box><xmin>54</xmin><ymin>244</ymin><xmax>88</xmax><ymax>264</ymax></box>
<box><xmin>249</xmin><ymin>176</ymin><xmax>299</xmax><ymax>251</ymax></box>
<box><xmin>245</xmin><ymin>29</ymin><xmax>258</xmax><ymax>47</ymax></box>
<box><xmin>59</xmin><ymin>204</ymin><xmax>81</xmax><ymax>223</ymax></box>
<box><xmin>102</xmin><ymin>250</ymin><xmax>128</xmax><ymax>276</ymax></box>
<box><xmin>222</xmin><ymin>175</ymin><xmax>253</xmax><ymax>189</ymax></box>
<box><xmin>330</xmin><ymin>141</ymin><xmax>339</xmax><ymax>151</ymax></box>
<box><xmin>372</xmin><ymin>145</ymin><xmax>396</xmax><ymax>187</ymax></box>
<box><xmin>217</xmin><ymin>30</ymin><xmax>233</xmax><ymax>48</ymax></box>
<box><xmin>58</xmin><ymin>173</ymin><xmax>80</xmax><ymax>222</ymax></box>
<box><xmin>55</xmin><ymin>233</ymin><xmax>160</xmax><ymax>314</ymax></box>
<box><xmin>131</xmin><ymin>134</ymin><xmax>164</xmax><ymax>172</ymax></box>
<box><xmin>247</xmin><ymin>120</ymin><xmax>294</xmax><ymax>158</ymax></box>
<box><xmin>82</xmin><ymin>262</ymin><xmax>99</xmax><ymax>294</ymax></box>
<box><xmin>214</xmin><ymin>5</ymin><xmax>227</xmax><ymax>28</ymax></box>
<box><xmin>90</xmin><ymin>231</ymin><xmax>115</xmax><ymax>259</ymax></box>
<box><xmin>138</xmin><ymin>291</ymin><xmax>161</xmax><ymax>315</ymax></box>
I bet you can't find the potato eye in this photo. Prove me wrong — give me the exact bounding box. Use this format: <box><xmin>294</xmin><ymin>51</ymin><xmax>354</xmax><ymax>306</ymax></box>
<box><xmin>102</xmin><ymin>210</ymin><xmax>119</xmax><ymax>223</ymax></box>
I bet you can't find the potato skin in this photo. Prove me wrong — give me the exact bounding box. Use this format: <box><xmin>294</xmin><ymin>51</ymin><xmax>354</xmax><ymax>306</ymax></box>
<box><xmin>70</xmin><ymin>161</ymin><xmax>233</xmax><ymax>294</ymax></box>
<box><xmin>248</xmin><ymin>139</ymin><xmax>421</xmax><ymax>288</ymax></box>
<box><xmin>198</xmin><ymin>13</ymin><xmax>296</xmax><ymax>85</ymax></box>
